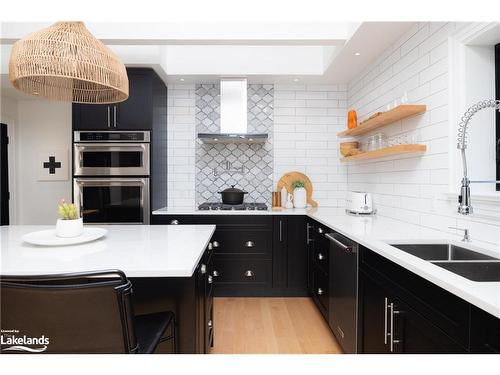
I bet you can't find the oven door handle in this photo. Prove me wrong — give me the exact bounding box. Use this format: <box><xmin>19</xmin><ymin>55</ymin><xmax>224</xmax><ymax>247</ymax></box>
<box><xmin>74</xmin><ymin>178</ymin><xmax>148</xmax><ymax>186</ymax></box>
<box><xmin>74</xmin><ymin>143</ymin><xmax>149</xmax><ymax>152</ymax></box>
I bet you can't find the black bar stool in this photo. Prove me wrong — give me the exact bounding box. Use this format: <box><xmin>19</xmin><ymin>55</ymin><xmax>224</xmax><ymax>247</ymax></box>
<box><xmin>0</xmin><ymin>270</ymin><xmax>176</xmax><ymax>354</ymax></box>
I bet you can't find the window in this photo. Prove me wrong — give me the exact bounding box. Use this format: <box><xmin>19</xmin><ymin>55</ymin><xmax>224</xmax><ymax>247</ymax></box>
<box><xmin>496</xmin><ymin>43</ymin><xmax>500</xmax><ymax>191</ymax></box>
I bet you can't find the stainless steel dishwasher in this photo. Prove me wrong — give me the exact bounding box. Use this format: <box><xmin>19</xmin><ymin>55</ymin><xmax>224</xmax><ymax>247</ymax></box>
<box><xmin>326</xmin><ymin>232</ymin><xmax>359</xmax><ymax>354</ymax></box>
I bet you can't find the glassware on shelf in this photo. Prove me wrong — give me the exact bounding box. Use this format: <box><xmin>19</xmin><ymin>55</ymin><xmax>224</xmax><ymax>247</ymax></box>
<box><xmin>373</xmin><ymin>133</ymin><xmax>387</xmax><ymax>149</ymax></box>
<box><xmin>366</xmin><ymin>135</ymin><xmax>377</xmax><ymax>152</ymax></box>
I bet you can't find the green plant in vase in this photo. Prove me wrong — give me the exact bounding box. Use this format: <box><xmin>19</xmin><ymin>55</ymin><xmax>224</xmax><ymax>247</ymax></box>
<box><xmin>291</xmin><ymin>180</ymin><xmax>307</xmax><ymax>208</ymax></box>
<box><xmin>58</xmin><ymin>200</ymin><xmax>79</xmax><ymax>220</ymax></box>
<box><xmin>56</xmin><ymin>199</ymin><xmax>83</xmax><ymax>238</ymax></box>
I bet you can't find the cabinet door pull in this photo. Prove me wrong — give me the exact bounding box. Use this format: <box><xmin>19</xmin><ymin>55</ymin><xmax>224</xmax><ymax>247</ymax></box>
<box><xmin>107</xmin><ymin>106</ymin><xmax>111</xmax><ymax>128</ymax></box>
<box><xmin>244</xmin><ymin>241</ymin><xmax>255</xmax><ymax>248</ymax></box>
<box><xmin>212</xmin><ymin>241</ymin><xmax>219</xmax><ymax>248</ymax></box>
<box><xmin>389</xmin><ymin>302</ymin><xmax>402</xmax><ymax>352</ymax></box>
<box><xmin>317</xmin><ymin>253</ymin><xmax>324</xmax><ymax>261</ymax></box>
<box><xmin>208</xmin><ymin>275</ymin><xmax>213</xmax><ymax>284</ymax></box>
<box><xmin>170</xmin><ymin>219</ymin><xmax>179</xmax><ymax>225</ymax></box>
<box><xmin>200</xmin><ymin>264</ymin><xmax>207</xmax><ymax>274</ymax></box>
<box><xmin>317</xmin><ymin>227</ymin><xmax>324</xmax><ymax>234</ymax></box>
<box><xmin>336</xmin><ymin>326</ymin><xmax>345</xmax><ymax>339</ymax></box>
<box><xmin>279</xmin><ymin>220</ymin><xmax>283</xmax><ymax>242</ymax></box>
<box><xmin>113</xmin><ymin>105</ymin><xmax>117</xmax><ymax>127</ymax></box>
<box><xmin>306</xmin><ymin>223</ymin><xmax>313</xmax><ymax>244</ymax></box>
<box><xmin>212</xmin><ymin>270</ymin><xmax>219</xmax><ymax>277</ymax></box>
<box><xmin>317</xmin><ymin>288</ymin><xmax>324</xmax><ymax>295</ymax></box>
<box><xmin>207</xmin><ymin>320</ymin><xmax>213</xmax><ymax>328</ymax></box>
<box><xmin>244</xmin><ymin>270</ymin><xmax>254</xmax><ymax>277</ymax></box>
<box><xmin>384</xmin><ymin>297</ymin><xmax>389</xmax><ymax>345</ymax></box>
<box><xmin>208</xmin><ymin>242</ymin><xmax>213</xmax><ymax>250</ymax></box>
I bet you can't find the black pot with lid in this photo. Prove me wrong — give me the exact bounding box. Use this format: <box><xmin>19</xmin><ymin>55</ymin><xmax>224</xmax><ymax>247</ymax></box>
<box><xmin>217</xmin><ymin>185</ymin><xmax>248</xmax><ymax>205</ymax></box>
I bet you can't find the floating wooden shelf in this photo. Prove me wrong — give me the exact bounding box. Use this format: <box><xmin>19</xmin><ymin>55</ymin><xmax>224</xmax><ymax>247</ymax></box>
<box><xmin>337</xmin><ymin>104</ymin><xmax>426</xmax><ymax>138</ymax></box>
<box><xmin>341</xmin><ymin>144</ymin><xmax>427</xmax><ymax>162</ymax></box>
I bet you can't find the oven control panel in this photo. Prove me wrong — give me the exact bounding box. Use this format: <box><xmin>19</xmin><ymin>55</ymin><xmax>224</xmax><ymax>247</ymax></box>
<box><xmin>74</xmin><ymin>131</ymin><xmax>150</xmax><ymax>142</ymax></box>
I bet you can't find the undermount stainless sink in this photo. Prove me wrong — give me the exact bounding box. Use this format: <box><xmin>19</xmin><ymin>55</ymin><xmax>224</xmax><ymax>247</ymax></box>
<box><xmin>391</xmin><ymin>243</ymin><xmax>499</xmax><ymax>261</ymax></box>
<box><xmin>431</xmin><ymin>261</ymin><xmax>500</xmax><ymax>282</ymax></box>
<box><xmin>390</xmin><ymin>243</ymin><xmax>500</xmax><ymax>282</ymax></box>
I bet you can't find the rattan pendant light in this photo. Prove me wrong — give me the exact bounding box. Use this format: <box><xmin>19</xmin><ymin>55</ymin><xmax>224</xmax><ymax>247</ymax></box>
<box><xmin>9</xmin><ymin>21</ymin><xmax>128</xmax><ymax>103</ymax></box>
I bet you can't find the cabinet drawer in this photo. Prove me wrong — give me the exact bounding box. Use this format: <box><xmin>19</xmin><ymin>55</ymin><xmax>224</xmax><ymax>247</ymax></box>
<box><xmin>212</xmin><ymin>255</ymin><xmax>272</xmax><ymax>285</ymax></box>
<box><xmin>212</xmin><ymin>230</ymin><xmax>271</xmax><ymax>254</ymax></box>
<box><xmin>312</xmin><ymin>266</ymin><xmax>329</xmax><ymax>319</ymax></box>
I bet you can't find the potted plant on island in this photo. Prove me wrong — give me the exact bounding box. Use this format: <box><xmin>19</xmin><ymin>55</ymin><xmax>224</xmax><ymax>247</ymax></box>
<box><xmin>56</xmin><ymin>199</ymin><xmax>83</xmax><ymax>238</ymax></box>
<box><xmin>292</xmin><ymin>180</ymin><xmax>307</xmax><ymax>208</ymax></box>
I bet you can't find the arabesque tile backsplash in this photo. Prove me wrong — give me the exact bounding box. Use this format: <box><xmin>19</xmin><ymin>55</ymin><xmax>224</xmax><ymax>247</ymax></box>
<box><xmin>195</xmin><ymin>84</ymin><xmax>274</xmax><ymax>204</ymax></box>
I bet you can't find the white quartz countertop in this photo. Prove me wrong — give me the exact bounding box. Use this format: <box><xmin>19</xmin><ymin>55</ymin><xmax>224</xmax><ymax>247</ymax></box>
<box><xmin>153</xmin><ymin>206</ymin><xmax>500</xmax><ymax>318</ymax></box>
<box><xmin>309</xmin><ymin>210</ymin><xmax>500</xmax><ymax>319</ymax></box>
<box><xmin>0</xmin><ymin>225</ymin><xmax>216</xmax><ymax>278</ymax></box>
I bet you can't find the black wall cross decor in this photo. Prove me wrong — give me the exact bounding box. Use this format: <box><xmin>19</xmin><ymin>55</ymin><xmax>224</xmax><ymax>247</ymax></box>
<box><xmin>43</xmin><ymin>156</ymin><xmax>62</xmax><ymax>174</ymax></box>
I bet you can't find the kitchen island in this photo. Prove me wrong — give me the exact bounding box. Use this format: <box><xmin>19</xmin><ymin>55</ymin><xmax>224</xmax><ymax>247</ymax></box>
<box><xmin>0</xmin><ymin>225</ymin><xmax>217</xmax><ymax>354</ymax></box>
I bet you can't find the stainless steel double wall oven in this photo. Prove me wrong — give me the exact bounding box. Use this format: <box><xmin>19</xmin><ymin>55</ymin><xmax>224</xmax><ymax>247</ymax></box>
<box><xmin>73</xmin><ymin>131</ymin><xmax>150</xmax><ymax>224</ymax></box>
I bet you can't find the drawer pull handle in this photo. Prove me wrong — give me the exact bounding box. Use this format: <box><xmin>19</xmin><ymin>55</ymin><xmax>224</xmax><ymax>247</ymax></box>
<box><xmin>317</xmin><ymin>253</ymin><xmax>324</xmax><ymax>260</ymax></box>
<box><xmin>208</xmin><ymin>275</ymin><xmax>213</xmax><ymax>284</ymax></box>
<box><xmin>244</xmin><ymin>270</ymin><xmax>254</xmax><ymax>277</ymax></box>
<box><xmin>212</xmin><ymin>270</ymin><xmax>219</xmax><ymax>277</ymax></box>
<box><xmin>212</xmin><ymin>241</ymin><xmax>220</xmax><ymax>248</ymax></box>
<box><xmin>244</xmin><ymin>241</ymin><xmax>255</xmax><ymax>248</ymax></box>
<box><xmin>200</xmin><ymin>264</ymin><xmax>207</xmax><ymax>274</ymax></box>
<box><xmin>170</xmin><ymin>219</ymin><xmax>179</xmax><ymax>225</ymax></box>
<box><xmin>317</xmin><ymin>288</ymin><xmax>324</xmax><ymax>295</ymax></box>
<box><xmin>337</xmin><ymin>326</ymin><xmax>345</xmax><ymax>339</ymax></box>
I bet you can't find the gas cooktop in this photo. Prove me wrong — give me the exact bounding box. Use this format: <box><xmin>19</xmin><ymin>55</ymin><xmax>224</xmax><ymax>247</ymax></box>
<box><xmin>198</xmin><ymin>202</ymin><xmax>268</xmax><ymax>211</ymax></box>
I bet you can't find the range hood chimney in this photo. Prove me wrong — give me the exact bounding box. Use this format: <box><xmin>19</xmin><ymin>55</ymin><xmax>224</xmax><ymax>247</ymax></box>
<box><xmin>198</xmin><ymin>78</ymin><xmax>268</xmax><ymax>144</ymax></box>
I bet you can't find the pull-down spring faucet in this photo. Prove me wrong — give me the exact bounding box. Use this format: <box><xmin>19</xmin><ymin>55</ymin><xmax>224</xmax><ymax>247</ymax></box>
<box><xmin>456</xmin><ymin>99</ymin><xmax>500</xmax><ymax>215</ymax></box>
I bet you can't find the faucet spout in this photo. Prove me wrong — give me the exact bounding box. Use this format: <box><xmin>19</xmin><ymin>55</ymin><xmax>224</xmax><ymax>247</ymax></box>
<box><xmin>456</xmin><ymin>99</ymin><xmax>500</xmax><ymax>215</ymax></box>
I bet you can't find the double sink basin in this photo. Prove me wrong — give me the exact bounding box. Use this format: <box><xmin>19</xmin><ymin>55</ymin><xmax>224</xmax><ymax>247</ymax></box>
<box><xmin>390</xmin><ymin>243</ymin><xmax>500</xmax><ymax>282</ymax></box>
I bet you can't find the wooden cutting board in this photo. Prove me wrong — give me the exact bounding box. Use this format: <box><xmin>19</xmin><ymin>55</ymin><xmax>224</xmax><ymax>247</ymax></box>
<box><xmin>277</xmin><ymin>171</ymin><xmax>318</xmax><ymax>207</ymax></box>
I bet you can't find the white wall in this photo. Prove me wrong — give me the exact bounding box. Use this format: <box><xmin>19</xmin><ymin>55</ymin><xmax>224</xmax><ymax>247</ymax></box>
<box><xmin>166</xmin><ymin>83</ymin><xmax>348</xmax><ymax>208</ymax></box>
<box><xmin>167</xmin><ymin>84</ymin><xmax>197</xmax><ymax>207</ymax></box>
<box><xmin>346</xmin><ymin>22</ymin><xmax>500</xmax><ymax>246</ymax></box>
<box><xmin>273</xmin><ymin>84</ymin><xmax>348</xmax><ymax>207</ymax></box>
<box><xmin>12</xmin><ymin>99</ymin><xmax>71</xmax><ymax>224</ymax></box>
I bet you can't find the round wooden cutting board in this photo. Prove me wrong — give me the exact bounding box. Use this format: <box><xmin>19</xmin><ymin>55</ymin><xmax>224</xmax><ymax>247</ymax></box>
<box><xmin>277</xmin><ymin>171</ymin><xmax>318</xmax><ymax>207</ymax></box>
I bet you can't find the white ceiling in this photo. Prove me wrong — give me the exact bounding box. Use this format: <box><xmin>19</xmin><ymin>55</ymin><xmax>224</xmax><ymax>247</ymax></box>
<box><xmin>0</xmin><ymin>21</ymin><xmax>415</xmax><ymax>98</ymax></box>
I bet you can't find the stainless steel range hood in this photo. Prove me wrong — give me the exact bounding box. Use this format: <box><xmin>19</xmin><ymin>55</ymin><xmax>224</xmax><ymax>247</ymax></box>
<box><xmin>197</xmin><ymin>78</ymin><xmax>268</xmax><ymax>144</ymax></box>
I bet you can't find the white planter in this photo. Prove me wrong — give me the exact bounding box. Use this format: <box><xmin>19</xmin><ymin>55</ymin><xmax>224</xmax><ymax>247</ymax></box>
<box><xmin>293</xmin><ymin>187</ymin><xmax>307</xmax><ymax>208</ymax></box>
<box><xmin>56</xmin><ymin>218</ymin><xmax>83</xmax><ymax>238</ymax></box>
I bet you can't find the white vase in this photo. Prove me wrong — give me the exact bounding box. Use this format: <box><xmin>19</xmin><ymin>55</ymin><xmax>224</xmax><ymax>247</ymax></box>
<box><xmin>293</xmin><ymin>187</ymin><xmax>307</xmax><ymax>208</ymax></box>
<box><xmin>56</xmin><ymin>218</ymin><xmax>83</xmax><ymax>238</ymax></box>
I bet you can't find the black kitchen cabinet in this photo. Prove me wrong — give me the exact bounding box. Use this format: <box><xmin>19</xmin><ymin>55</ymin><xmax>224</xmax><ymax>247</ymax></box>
<box><xmin>73</xmin><ymin>68</ymin><xmax>163</xmax><ymax>130</ymax></box>
<box><xmin>359</xmin><ymin>269</ymin><xmax>392</xmax><ymax>354</ymax></box>
<box><xmin>72</xmin><ymin>104</ymin><xmax>110</xmax><ymax>130</ymax></box>
<box><xmin>359</xmin><ymin>248</ymin><xmax>468</xmax><ymax>354</ymax></box>
<box><xmin>115</xmin><ymin>69</ymin><xmax>153</xmax><ymax>129</ymax></box>
<box><xmin>307</xmin><ymin>220</ymin><xmax>330</xmax><ymax>320</ymax></box>
<box><xmin>152</xmin><ymin>214</ymin><xmax>275</xmax><ymax>296</ymax></box>
<box><xmin>273</xmin><ymin>216</ymin><xmax>308</xmax><ymax>296</ymax></box>
<box><xmin>196</xmin><ymin>242</ymin><xmax>214</xmax><ymax>353</ymax></box>
<box><xmin>359</xmin><ymin>268</ymin><xmax>464</xmax><ymax>354</ymax></box>
<box><xmin>470</xmin><ymin>306</ymin><xmax>500</xmax><ymax>353</ymax></box>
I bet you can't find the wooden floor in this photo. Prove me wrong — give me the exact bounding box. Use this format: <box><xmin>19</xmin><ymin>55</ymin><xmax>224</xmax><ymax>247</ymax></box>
<box><xmin>210</xmin><ymin>297</ymin><xmax>343</xmax><ymax>354</ymax></box>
